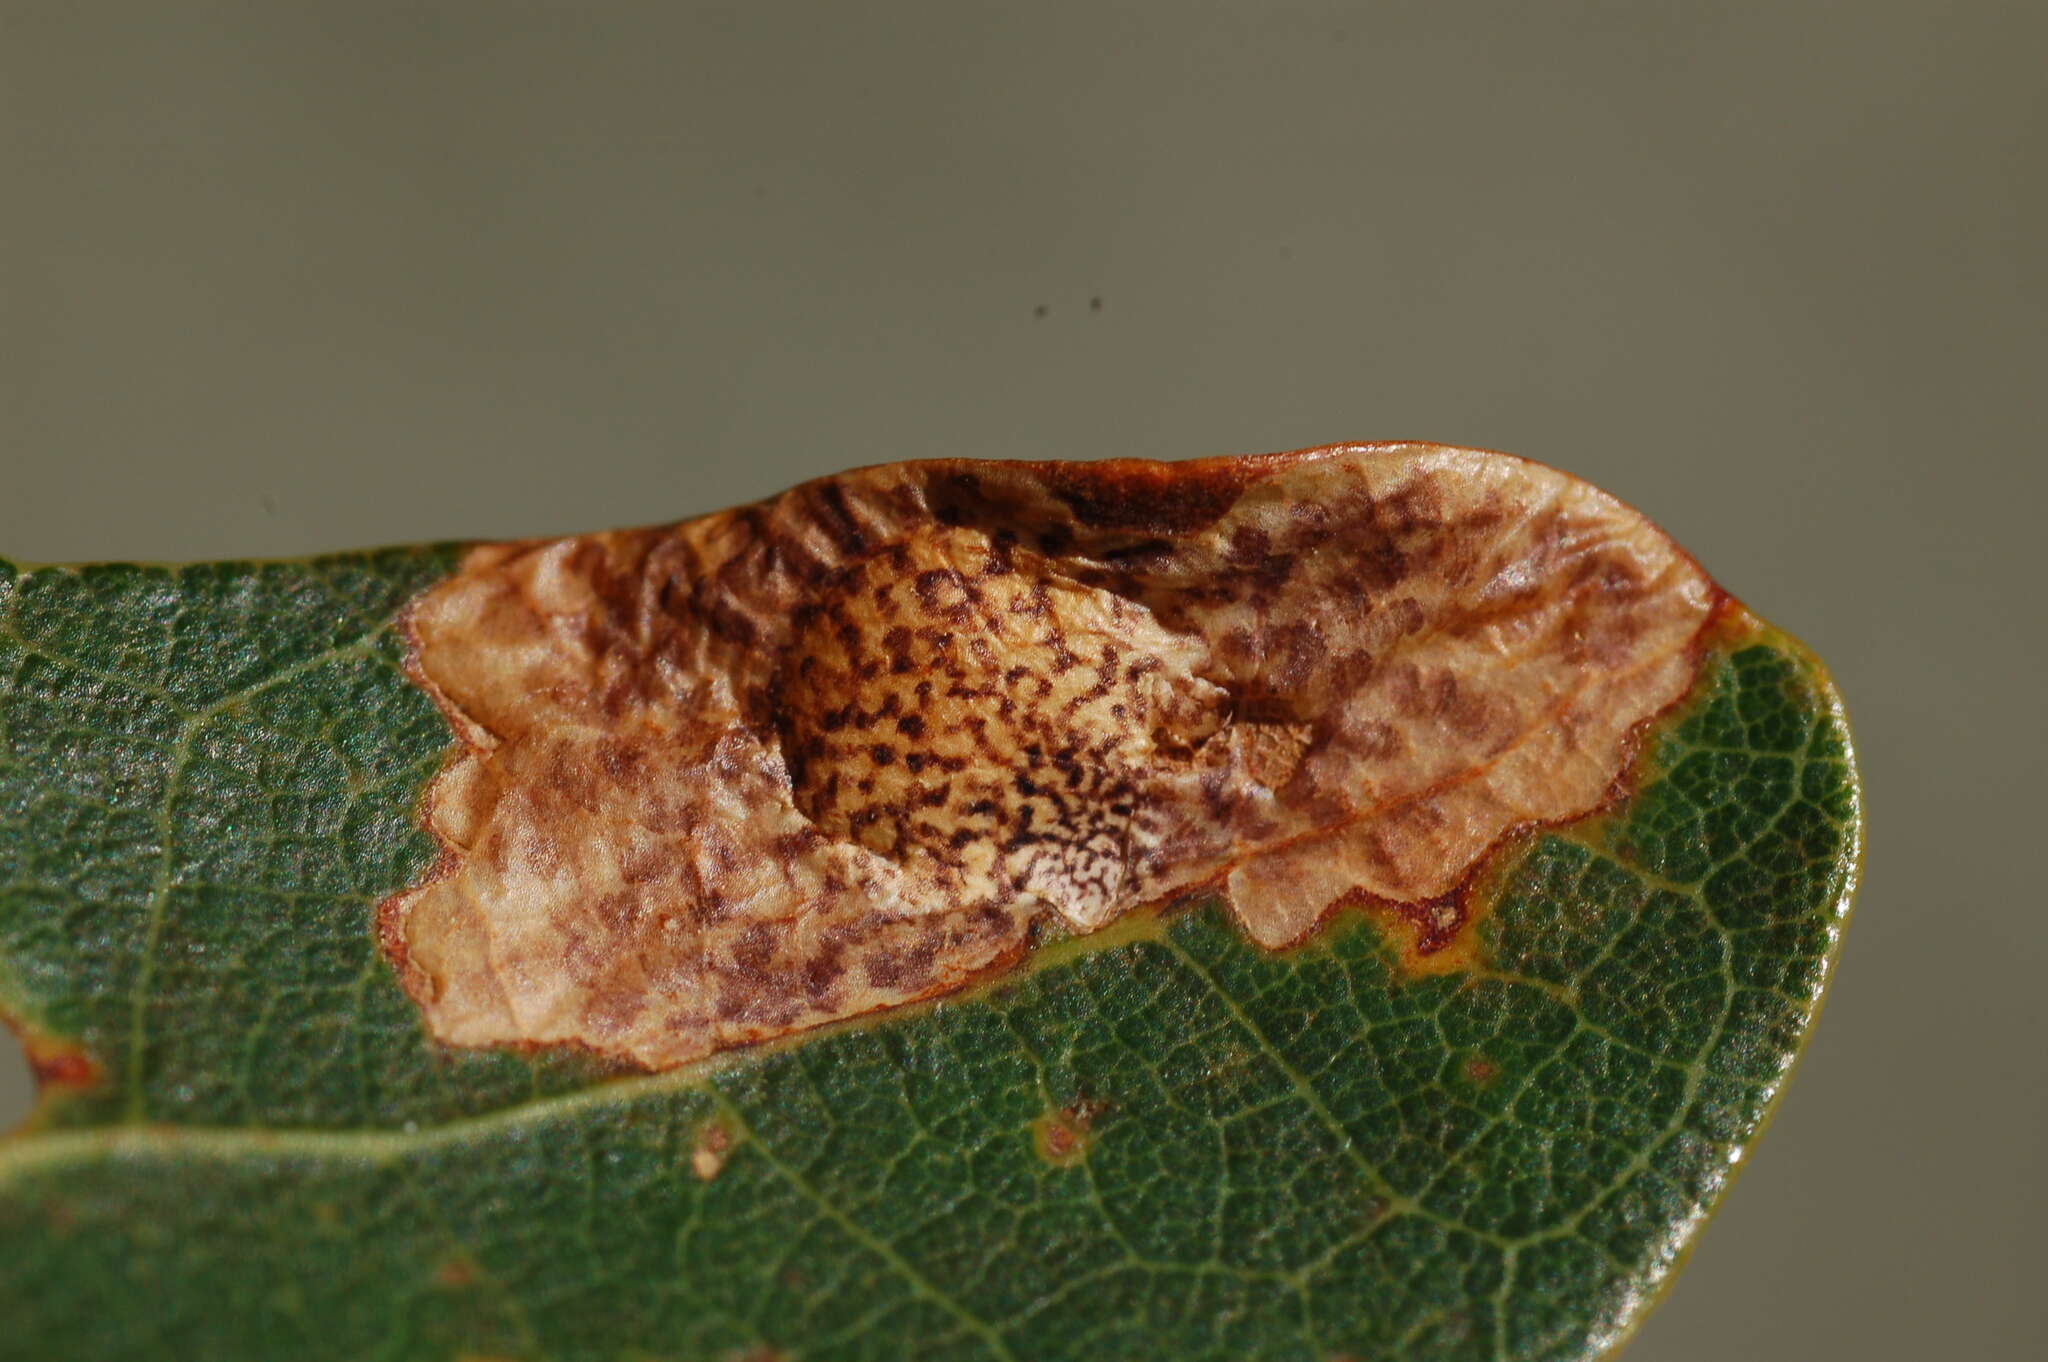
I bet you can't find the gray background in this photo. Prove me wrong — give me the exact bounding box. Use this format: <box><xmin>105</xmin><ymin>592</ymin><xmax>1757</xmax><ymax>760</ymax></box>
<box><xmin>3</xmin><ymin>4</ymin><xmax>2041</xmax><ymax>1357</ymax></box>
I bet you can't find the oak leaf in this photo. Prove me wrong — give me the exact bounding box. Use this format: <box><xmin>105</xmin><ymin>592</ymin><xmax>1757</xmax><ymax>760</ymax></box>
<box><xmin>0</xmin><ymin>444</ymin><xmax>1859</xmax><ymax>1362</ymax></box>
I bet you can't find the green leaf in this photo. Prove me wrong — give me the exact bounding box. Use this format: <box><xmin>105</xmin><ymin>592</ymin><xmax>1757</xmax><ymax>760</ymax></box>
<box><xmin>0</xmin><ymin>466</ymin><xmax>1859</xmax><ymax>1361</ymax></box>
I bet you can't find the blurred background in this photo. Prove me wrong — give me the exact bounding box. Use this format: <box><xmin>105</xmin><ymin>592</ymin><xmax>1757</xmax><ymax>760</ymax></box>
<box><xmin>4</xmin><ymin>4</ymin><xmax>2042</xmax><ymax>1357</ymax></box>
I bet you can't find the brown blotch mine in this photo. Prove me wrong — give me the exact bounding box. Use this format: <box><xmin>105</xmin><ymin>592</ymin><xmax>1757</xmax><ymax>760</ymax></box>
<box><xmin>1033</xmin><ymin>1097</ymin><xmax>1107</xmax><ymax>1167</ymax></box>
<box><xmin>433</xmin><ymin>1256</ymin><xmax>479</xmax><ymax>1290</ymax></box>
<box><xmin>378</xmin><ymin>443</ymin><xmax>1721</xmax><ymax>1070</ymax></box>
<box><xmin>691</xmin><ymin>1119</ymin><xmax>736</xmax><ymax>1181</ymax></box>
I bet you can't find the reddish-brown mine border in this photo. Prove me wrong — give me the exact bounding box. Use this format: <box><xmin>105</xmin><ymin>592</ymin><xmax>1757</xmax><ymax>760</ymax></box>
<box><xmin>1</xmin><ymin>1006</ymin><xmax>102</xmax><ymax>1099</ymax></box>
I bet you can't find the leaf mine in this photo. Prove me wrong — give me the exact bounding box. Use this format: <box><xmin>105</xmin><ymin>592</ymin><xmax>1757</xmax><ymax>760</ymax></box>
<box><xmin>690</xmin><ymin>1119</ymin><xmax>735</xmax><ymax>1181</ymax></box>
<box><xmin>1033</xmin><ymin>1097</ymin><xmax>1107</xmax><ymax>1167</ymax></box>
<box><xmin>378</xmin><ymin>444</ymin><xmax>1721</xmax><ymax>1069</ymax></box>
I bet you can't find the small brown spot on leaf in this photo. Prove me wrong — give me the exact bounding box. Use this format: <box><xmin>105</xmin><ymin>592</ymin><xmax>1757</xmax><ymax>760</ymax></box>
<box><xmin>378</xmin><ymin>445</ymin><xmax>1720</xmax><ymax>1069</ymax></box>
<box><xmin>1464</xmin><ymin>1055</ymin><xmax>1499</xmax><ymax>1086</ymax></box>
<box><xmin>1033</xmin><ymin>1097</ymin><xmax>1106</xmax><ymax>1167</ymax></box>
<box><xmin>433</xmin><ymin>1255</ymin><xmax>479</xmax><ymax>1290</ymax></box>
<box><xmin>692</xmin><ymin>1119</ymin><xmax>735</xmax><ymax>1181</ymax></box>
